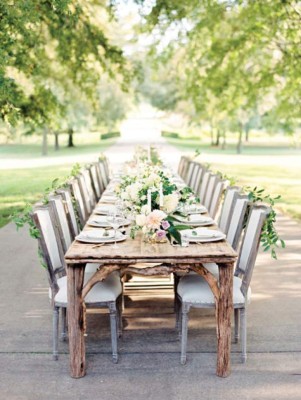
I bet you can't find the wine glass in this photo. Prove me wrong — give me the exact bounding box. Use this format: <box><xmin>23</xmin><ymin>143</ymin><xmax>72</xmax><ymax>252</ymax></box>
<box><xmin>106</xmin><ymin>211</ymin><xmax>122</xmax><ymax>248</ymax></box>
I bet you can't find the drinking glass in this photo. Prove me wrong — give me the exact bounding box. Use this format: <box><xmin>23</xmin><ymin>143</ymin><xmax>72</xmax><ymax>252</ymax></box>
<box><xmin>106</xmin><ymin>211</ymin><xmax>121</xmax><ymax>248</ymax></box>
<box><xmin>181</xmin><ymin>232</ymin><xmax>190</xmax><ymax>247</ymax></box>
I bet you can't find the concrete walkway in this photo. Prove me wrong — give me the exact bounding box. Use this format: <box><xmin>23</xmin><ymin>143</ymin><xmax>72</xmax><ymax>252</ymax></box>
<box><xmin>1</xmin><ymin>110</ymin><xmax>301</xmax><ymax>399</ymax></box>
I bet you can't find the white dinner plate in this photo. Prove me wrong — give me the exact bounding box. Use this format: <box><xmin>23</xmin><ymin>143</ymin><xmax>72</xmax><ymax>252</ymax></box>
<box><xmin>94</xmin><ymin>205</ymin><xmax>118</xmax><ymax>215</ymax></box>
<box><xmin>100</xmin><ymin>195</ymin><xmax>118</xmax><ymax>203</ymax></box>
<box><xmin>88</xmin><ymin>216</ymin><xmax>131</xmax><ymax>228</ymax></box>
<box><xmin>75</xmin><ymin>229</ymin><xmax>126</xmax><ymax>244</ymax></box>
<box><xmin>182</xmin><ymin>228</ymin><xmax>226</xmax><ymax>243</ymax></box>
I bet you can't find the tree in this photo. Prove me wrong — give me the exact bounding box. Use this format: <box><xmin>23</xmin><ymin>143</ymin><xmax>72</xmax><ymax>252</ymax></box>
<box><xmin>1</xmin><ymin>1</ymin><xmax>132</xmax><ymax>132</ymax></box>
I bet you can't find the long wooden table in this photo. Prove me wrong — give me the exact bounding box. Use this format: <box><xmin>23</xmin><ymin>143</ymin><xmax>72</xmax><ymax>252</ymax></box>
<box><xmin>65</xmin><ymin>222</ymin><xmax>237</xmax><ymax>379</ymax></box>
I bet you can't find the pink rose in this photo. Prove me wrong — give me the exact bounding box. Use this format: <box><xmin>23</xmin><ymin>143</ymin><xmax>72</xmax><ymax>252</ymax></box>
<box><xmin>156</xmin><ymin>230</ymin><xmax>166</xmax><ymax>240</ymax></box>
<box><xmin>161</xmin><ymin>220</ymin><xmax>170</xmax><ymax>230</ymax></box>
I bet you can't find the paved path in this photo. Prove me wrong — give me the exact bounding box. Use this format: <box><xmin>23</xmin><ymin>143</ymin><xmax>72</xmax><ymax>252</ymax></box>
<box><xmin>1</xmin><ymin>108</ymin><xmax>301</xmax><ymax>399</ymax></box>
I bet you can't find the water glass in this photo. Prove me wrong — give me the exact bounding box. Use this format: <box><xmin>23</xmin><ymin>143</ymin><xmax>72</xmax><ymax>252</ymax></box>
<box><xmin>181</xmin><ymin>233</ymin><xmax>190</xmax><ymax>247</ymax></box>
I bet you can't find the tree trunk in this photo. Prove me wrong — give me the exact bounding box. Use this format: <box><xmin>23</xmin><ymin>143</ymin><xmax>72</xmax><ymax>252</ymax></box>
<box><xmin>68</xmin><ymin>128</ymin><xmax>75</xmax><ymax>148</ymax></box>
<box><xmin>221</xmin><ymin>131</ymin><xmax>227</xmax><ymax>150</ymax></box>
<box><xmin>245</xmin><ymin>126</ymin><xmax>250</xmax><ymax>142</ymax></box>
<box><xmin>54</xmin><ymin>131</ymin><xmax>60</xmax><ymax>151</ymax></box>
<box><xmin>210</xmin><ymin>128</ymin><xmax>214</xmax><ymax>146</ymax></box>
<box><xmin>42</xmin><ymin>127</ymin><xmax>48</xmax><ymax>156</ymax></box>
<box><xmin>214</xmin><ymin>129</ymin><xmax>221</xmax><ymax>146</ymax></box>
<box><xmin>236</xmin><ymin>129</ymin><xmax>243</xmax><ymax>154</ymax></box>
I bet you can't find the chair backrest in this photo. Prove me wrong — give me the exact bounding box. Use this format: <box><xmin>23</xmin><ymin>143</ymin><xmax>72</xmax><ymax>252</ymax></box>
<box><xmin>99</xmin><ymin>160</ymin><xmax>109</xmax><ymax>188</ymax></box>
<box><xmin>198</xmin><ymin>170</ymin><xmax>211</xmax><ymax>204</ymax></box>
<box><xmin>219</xmin><ymin>186</ymin><xmax>241</xmax><ymax>233</ymax></box>
<box><xmin>190</xmin><ymin>163</ymin><xmax>201</xmax><ymax>192</ymax></box>
<box><xmin>193</xmin><ymin>165</ymin><xmax>204</xmax><ymax>194</ymax></box>
<box><xmin>95</xmin><ymin>162</ymin><xmax>106</xmax><ymax>194</ymax></box>
<box><xmin>56</xmin><ymin>187</ymin><xmax>80</xmax><ymax>238</ymax></box>
<box><xmin>178</xmin><ymin>156</ymin><xmax>186</xmax><ymax>176</ymax></box>
<box><xmin>208</xmin><ymin>179</ymin><xmax>229</xmax><ymax>219</ymax></box>
<box><xmin>31</xmin><ymin>205</ymin><xmax>66</xmax><ymax>296</ymax></box>
<box><xmin>78</xmin><ymin>173</ymin><xmax>92</xmax><ymax>215</ymax></box>
<box><xmin>89</xmin><ymin>163</ymin><xmax>102</xmax><ymax>200</ymax></box>
<box><xmin>203</xmin><ymin>174</ymin><xmax>219</xmax><ymax>209</ymax></box>
<box><xmin>185</xmin><ymin>161</ymin><xmax>195</xmax><ymax>185</ymax></box>
<box><xmin>69</xmin><ymin>178</ymin><xmax>88</xmax><ymax>225</ymax></box>
<box><xmin>226</xmin><ymin>194</ymin><xmax>249</xmax><ymax>250</ymax></box>
<box><xmin>82</xmin><ymin>169</ymin><xmax>96</xmax><ymax>209</ymax></box>
<box><xmin>49</xmin><ymin>194</ymin><xmax>73</xmax><ymax>252</ymax></box>
<box><xmin>180</xmin><ymin>156</ymin><xmax>191</xmax><ymax>180</ymax></box>
<box><xmin>235</xmin><ymin>205</ymin><xmax>270</xmax><ymax>296</ymax></box>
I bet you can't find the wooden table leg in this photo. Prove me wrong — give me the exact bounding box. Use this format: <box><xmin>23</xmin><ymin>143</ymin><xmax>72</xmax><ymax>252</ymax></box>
<box><xmin>67</xmin><ymin>263</ymin><xmax>86</xmax><ymax>378</ymax></box>
<box><xmin>216</xmin><ymin>262</ymin><xmax>234</xmax><ymax>378</ymax></box>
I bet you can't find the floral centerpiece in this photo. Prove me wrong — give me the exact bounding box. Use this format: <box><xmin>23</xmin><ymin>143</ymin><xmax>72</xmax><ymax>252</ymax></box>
<box><xmin>132</xmin><ymin>209</ymin><xmax>188</xmax><ymax>244</ymax></box>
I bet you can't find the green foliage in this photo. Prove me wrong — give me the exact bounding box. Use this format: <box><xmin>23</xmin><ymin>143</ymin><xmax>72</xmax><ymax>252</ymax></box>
<box><xmin>133</xmin><ymin>0</ymin><xmax>301</xmax><ymax>149</ymax></box>
<box><xmin>101</xmin><ymin>132</ymin><xmax>121</xmax><ymax>140</ymax></box>
<box><xmin>246</xmin><ymin>186</ymin><xmax>285</xmax><ymax>259</ymax></box>
<box><xmin>0</xmin><ymin>0</ymin><xmax>132</xmax><ymax>129</ymax></box>
<box><xmin>161</xmin><ymin>131</ymin><xmax>180</xmax><ymax>139</ymax></box>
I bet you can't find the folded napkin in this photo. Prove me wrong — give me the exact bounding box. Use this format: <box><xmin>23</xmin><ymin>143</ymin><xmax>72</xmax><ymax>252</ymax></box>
<box><xmin>185</xmin><ymin>228</ymin><xmax>218</xmax><ymax>239</ymax></box>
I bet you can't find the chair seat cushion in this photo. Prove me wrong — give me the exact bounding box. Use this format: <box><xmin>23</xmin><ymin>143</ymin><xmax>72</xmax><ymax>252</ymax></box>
<box><xmin>178</xmin><ymin>275</ymin><xmax>251</xmax><ymax>307</ymax></box>
<box><xmin>50</xmin><ymin>271</ymin><xmax>122</xmax><ymax>305</ymax></box>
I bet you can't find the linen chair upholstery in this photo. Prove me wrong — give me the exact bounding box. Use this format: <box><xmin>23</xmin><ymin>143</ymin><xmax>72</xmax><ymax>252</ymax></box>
<box><xmin>32</xmin><ymin>205</ymin><xmax>122</xmax><ymax>363</ymax></box>
<box><xmin>177</xmin><ymin>205</ymin><xmax>270</xmax><ymax>364</ymax></box>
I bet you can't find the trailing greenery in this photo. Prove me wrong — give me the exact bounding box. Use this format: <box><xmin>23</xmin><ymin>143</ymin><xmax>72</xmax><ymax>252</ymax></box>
<box><xmin>11</xmin><ymin>162</ymin><xmax>84</xmax><ymax>239</ymax></box>
<box><xmin>246</xmin><ymin>187</ymin><xmax>285</xmax><ymax>259</ymax></box>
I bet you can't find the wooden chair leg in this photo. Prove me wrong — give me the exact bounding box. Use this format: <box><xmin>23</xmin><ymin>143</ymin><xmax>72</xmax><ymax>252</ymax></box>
<box><xmin>240</xmin><ymin>307</ymin><xmax>247</xmax><ymax>363</ymax></box>
<box><xmin>61</xmin><ymin>307</ymin><xmax>67</xmax><ymax>341</ymax></box>
<box><xmin>109</xmin><ymin>303</ymin><xmax>118</xmax><ymax>364</ymax></box>
<box><xmin>173</xmin><ymin>273</ymin><xmax>180</xmax><ymax>312</ymax></box>
<box><xmin>234</xmin><ymin>309</ymin><xmax>240</xmax><ymax>343</ymax></box>
<box><xmin>53</xmin><ymin>306</ymin><xmax>59</xmax><ymax>360</ymax></box>
<box><xmin>180</xmin><ymin>303</ymin><xmax>190</xmax><ymax>365</ymax></box>
<box><xmin>175</xmin><ymin>294</ymin><xmax>181</xmax><ymax>331</ymax></box>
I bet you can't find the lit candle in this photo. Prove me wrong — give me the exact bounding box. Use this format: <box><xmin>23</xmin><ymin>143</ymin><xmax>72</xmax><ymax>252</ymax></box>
<box><xmin>159</xmin><ymin>182</ymin><xmax>164</xmax><ymax>208</ymax></box>
<box><xmin>147</xmin><ymin>189</ymin><xmax>152</xmax><ymax>213</ymax></box>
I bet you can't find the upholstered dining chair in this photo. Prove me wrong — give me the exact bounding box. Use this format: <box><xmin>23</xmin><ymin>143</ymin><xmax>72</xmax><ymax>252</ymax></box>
<box><xmin>31</xmin><ymin>204</ymin><xmax>122</xmax><ymax>363</ymax></box>
<box><xmin>176</xmin><ymin>204</ymin><xmax>270</xmax><ymax>365</ymax></box>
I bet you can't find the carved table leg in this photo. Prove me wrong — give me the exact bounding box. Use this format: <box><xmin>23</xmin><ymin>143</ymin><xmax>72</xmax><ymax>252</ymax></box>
<box><xmin>67</xmin><ymin>263</ymin><xmax>86</xmax><ymax>378</ymax></box>
<box><xmin>216</xmin><ymin>262</ymin><xmax>234</xmax><ymax>378</ymax></box>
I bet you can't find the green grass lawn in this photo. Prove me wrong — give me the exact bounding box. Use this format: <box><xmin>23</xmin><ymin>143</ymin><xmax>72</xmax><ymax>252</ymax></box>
<box><xmin>0</xmin><ymin>138</ymin><xmax>116</xmax><ymax>228</ymax></box>
<box><xmin>168</xmin><ymin>137</ymin><xmax>301</xmax><ymax>222</ymax></box>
